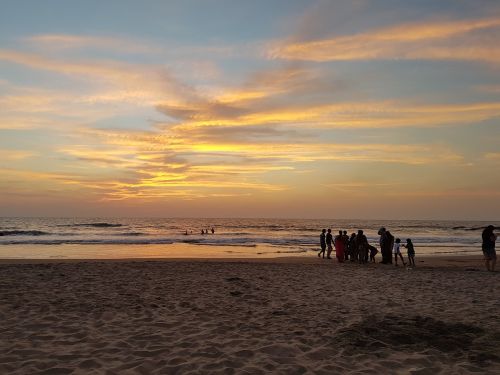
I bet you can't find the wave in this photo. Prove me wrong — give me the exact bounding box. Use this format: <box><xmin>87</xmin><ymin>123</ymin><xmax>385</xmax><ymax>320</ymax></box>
<box><xmin>0</xmin><ymin>239</ymin><xmax>174</xmax><ymax>245</ymax></box>
<box><xmin>58</xmin><ymin>223</ymin><xmax>123</xmax><ymax>228</ymax></box>
<box><xmin>0</xmin><ymin>230</ymin><xmax>49</xmax><ymax>236</ymax></box>
<box><xmin>451</xmin><ymin>226</ymin><xmax>491</xmax><ymax>231</ymax></box>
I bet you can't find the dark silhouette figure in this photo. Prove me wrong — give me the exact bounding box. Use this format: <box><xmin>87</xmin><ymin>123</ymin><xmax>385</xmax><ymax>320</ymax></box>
<box><xmin>326</xmin><ymin>229</ymin><xmax>334</xmax><ymax>259</ymax></box>
<box><xmin>357</xmin><ymin>230</ymin><xmax>368</xmax><ymax>264</ymax></box>
<box><xmin>393</xmin><ymin>238</ymin><xmax>406</xmax><ymax>266</ymax></box>
<box><xmin>342</xmin><ymin>231</ymin><xmax>349</xmax><ymax>260</ymax></box>
<box><xmin>482</xmin><ymin>225</ymin><xmax>497</xmax><ymax>272</ymax></box>
<box><xmin>349</xmin><ymin>233</ymin><xmax>357</xmax><ymax>261</ymax></box>
<box><xmin>334</xmin><ymin>230</ymin><xmax>345</xmax><ymax>262</ymax></box>
<box><xmin>211</xmin><ymin>227</ymin><xmax>215</xmax><ymax>234</ymax></box>
<box><xmin>378</xmin><ymin>227</ymin><xmax>394</xmax><ymax>264</ymax></box>
<box><xmin>404</xmin><ymin>238</ymin><xmax>415</xmax><ymax>267</ymax></box>
<box><xmin>368</xmin><ymin>245</ymin><xmax>378</xmax><ymax>262</ymax></box>
<box><xmin>319</xmin><ymin>229</ymin><xmax>327</xmax><ymax>258</ymax></box>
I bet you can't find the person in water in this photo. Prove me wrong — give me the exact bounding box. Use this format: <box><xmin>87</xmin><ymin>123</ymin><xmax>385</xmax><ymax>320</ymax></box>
<box><xmin>326</xmin><ymin>229</ymin><xmax>334</xmax><ymax>259</ymax></box>
<box><xmin>211</xmin><ymin>227</ymin><xmax>215</xmax><ymax>234</ymax></box>
<box><xmin>319</xmin><ymin>229</ymin><xmax>327</xmax><ymax>258</ymax></box>
<box><xmin>482</xmin><ymin>225</ymin><xmax>497</xmax><ymax>272</ymax></box>
<box><xmin>393</xmin><ymin>238</ymin><xmax>406</xmax><ymax>266</ymax></box>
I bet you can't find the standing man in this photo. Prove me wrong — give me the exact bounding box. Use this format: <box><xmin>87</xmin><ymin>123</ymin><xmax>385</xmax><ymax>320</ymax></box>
<box><xmin>326</xmin><ymin>229</ymin><xmax>334</xmax><ymax>259</ymax></box>
<box><xmin>482</xmin><ymin>225</ymin><xmax>497</xmax><ymax>272</ymax></box>
<box><xmin>357</xmin><ymin>229</ymin><xmax>368</xmax><ymax>264</ymax></box>
<box><xmin>342</xmin><ymin>231</ymin><xmax>350</xmax><ymax>261</ymax></box>
<box><xmin>378</xmin><ymin>227</ymin><xmax>393</xmax><ymax>264</ymax></box>
<box><xmin>319</xmin><ymin>229</ymin><xmax>327</xmax><ymax>258</ymax></box>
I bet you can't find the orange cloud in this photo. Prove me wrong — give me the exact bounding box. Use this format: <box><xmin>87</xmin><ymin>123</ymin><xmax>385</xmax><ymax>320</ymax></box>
<box><xmin>269</xmin><ymin>17</ymin><xmax>500</xmax><ymax>63</ymax></box>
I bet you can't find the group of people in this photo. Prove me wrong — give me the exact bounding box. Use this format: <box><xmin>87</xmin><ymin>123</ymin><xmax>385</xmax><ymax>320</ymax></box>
<box><xmin>318</xmin><ymin>224</ymin><xmax>497</xmax><ymax>272</ymax></box>
<box><xmin>318</xmin><ymin>227</ymin><xmax>415</xmax><ymax>267</ymax></box>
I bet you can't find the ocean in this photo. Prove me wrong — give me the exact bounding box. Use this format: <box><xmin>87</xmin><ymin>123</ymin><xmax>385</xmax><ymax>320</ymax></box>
<box><xmin>0</xmin><ymin>218</ymin><xmax>496</xmax><ymax>259</ymax></box>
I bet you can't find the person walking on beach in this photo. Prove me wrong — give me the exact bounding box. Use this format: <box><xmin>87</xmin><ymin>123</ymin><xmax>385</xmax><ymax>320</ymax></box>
<box><xmin>482</xmin><ymin>225</ymin><xmax>497</xmax><ymax>272</ymax></box>
<box><xmin>404</xmin><ymin>238</ymin><xmax>416</xmax><ymax>267</ymax></box>
<box><xmin>326</xmin><ymin>229</ymin><xmax>334</xmax><ymax>259</ymax></box>
<box><xmin>319</xmin><ymin>229</ymin><xmax>327</xmax><ymax>258</ymax></box>
<box><xmin>393</xmin><ymin>238</ymin><xmax>406</xmax><ymax>266</ymax></box>
<box><xmin>334</xmin><ymin>230</ymin><xmax>345</xmax><ymax>263</ymax></box>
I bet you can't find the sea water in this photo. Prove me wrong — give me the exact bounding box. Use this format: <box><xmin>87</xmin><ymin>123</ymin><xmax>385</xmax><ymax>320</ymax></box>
<box><xmin>0</xmin><ymin>218</ymin><xmax>496</xmax><ymax>259</ymax></box>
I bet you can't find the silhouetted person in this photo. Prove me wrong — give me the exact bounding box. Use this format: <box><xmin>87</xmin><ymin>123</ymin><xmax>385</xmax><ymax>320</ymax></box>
<box><xmin>368</xmin><ymin>245</ymin><xmax>378</xmax><ymax>262</ymax></box>
<box><xmin>378</xmin><ymin>227</ymin><xmax>393</xmax><ymax>264</ymax></box>
<box><xmin>326</xmin><ymin>229</ymin><xmax>334</xmax><ymax>259</ymax></box>
<box><xmin>319</xmin><ymin>229</ymin><xmax>327</xmax><ymax>258</ymax></box>
<box><xmin>482</xmin><ymin>225</ymin><xmax>497</xmax><ymax>272</ymax></box>
<box><xmin>342</xmin><ymin>231</ymin><xmax>349</xmax><ymax>260</ymax></box>
<box><xmin>349</xmin><ymin>233</ymin><xmax>357</xmax><ymax>262</ymax></box>
<box><xmin>334</xmin><ymin>230</ymin><xmax>345</xmax><ymax>263</ymax></box>
<box><xmin>404</xmin><ymin>238</ymin><xmax>415</xmax><ymax>267</ymax></box>
<box><xmin>211</xmin><ymin>227</ymin><xmax>215</xmax><ymax>234</ymax></box>
<box><xmin>393</xmin><ymin>238</ymin><xmax>406</xmax><ymax>266</ymax></box>
<box><xmin>357</xmin><ymin>230</ymin><xmax>368</xmax><ymax>264</ymax></box>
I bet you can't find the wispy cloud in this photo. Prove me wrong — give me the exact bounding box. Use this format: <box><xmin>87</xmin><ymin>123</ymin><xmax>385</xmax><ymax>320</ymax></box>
<box><xmin>25</xmin><ymin>34</ymin><xmax>161</xmax><ymax>54</ymax></box>
<box><xmin>0</xmin><ymin>150</ymin><xmax>34</xmax><ymax>160</ymax></box>
<box><xmin>269</xmin><ymin>17</ymin><xmax>500</xmax><ymax>63</ymax></box>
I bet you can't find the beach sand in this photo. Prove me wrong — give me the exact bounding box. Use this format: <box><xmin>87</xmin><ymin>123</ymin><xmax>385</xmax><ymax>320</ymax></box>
<box><xmin>0</xmin><ymin>256</ymin><xmax>499</xmax><ymax>374</ymax></box>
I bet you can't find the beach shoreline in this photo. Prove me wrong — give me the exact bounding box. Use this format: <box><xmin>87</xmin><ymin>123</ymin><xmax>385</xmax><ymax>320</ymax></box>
<box><xmin>0</xmin><ymin>253</ymin><xmax>488</xmax><ymax>268</ymax></box>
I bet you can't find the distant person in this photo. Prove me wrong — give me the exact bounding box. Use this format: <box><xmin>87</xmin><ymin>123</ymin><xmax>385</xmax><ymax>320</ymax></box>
<box><xmin>404</xmin><ymin>238</ymin><xmax>415</xmax><ymax>267</ymax></box>
<box><xmin>326</xmin><ymin>229</ymin><xmax>334</xmax><ymax>259</ymax></box>
<box><xmin>201</xmin><ymin>229</ymin><xmax>205</xmax><ymax>235</ymax></box>
<box><xmin>184</xmin><ymin>230</ymin><xmax>188</xmax><ymax>235</ymax></box>
<box><xmin>349</xmin><ymin>233</ymin><xmax>357</xmax><ymax>262</ymax></box>
<box><xmin>342</xmin><ymin>231</ymin><xmax>350</xmax><ymax>261</ymax></box>
<box><xmin>211</xmin><ymin>227</ymin><xmax>215</xmax><ymax>234</ymax></box>
<box><xmin>378</xmin><ymin>227</ymin><xmax>394</xmax><ymax>264</ymax></box>
<box><xmin>357</xmin><ymin>230</ymin><xmax>368</xmax><ymax>264</ymax></box>
<box><xmin>393</xmin><ymin>238</ymin><xmax>406</xmax><ymax>266</ymax></box>
<box><xmin>319</xmin><ymin>229</ymin><xmax>327</xmax><ymax>258</ymax></box>
<box><xmin>482</xmin><ymin>225</ymin><xmax>497</xmax><ymax>272</ymax></box>
<box><xmin>368</xmin><ymin>244</ymin><xmax>378</xmax><ymax>263</ymax></box>
<box><xmin>334</xmin><ymin>230</ymin><xmax>345</xmax><ymax>263</ymax></box>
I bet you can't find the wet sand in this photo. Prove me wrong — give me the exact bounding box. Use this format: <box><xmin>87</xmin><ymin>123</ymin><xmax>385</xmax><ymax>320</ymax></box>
<box><xmin>0</xmin><ymin>256</ymin><xmax>499</xmax><ymax>374</ymax></box>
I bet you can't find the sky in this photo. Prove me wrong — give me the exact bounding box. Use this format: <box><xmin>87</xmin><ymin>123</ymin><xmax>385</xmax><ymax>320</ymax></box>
<box><xmin>0</xmin><ymin>0</ymin><xmax>499</xmax><ymax>219</ymax></box>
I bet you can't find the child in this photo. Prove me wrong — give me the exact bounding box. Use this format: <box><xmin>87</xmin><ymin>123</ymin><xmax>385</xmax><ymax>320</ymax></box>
<box><xmin>405</xmin><ymin>238</ymin><xmax>416</xmax><ymax>267</ymax></box>
<box><xmin>368</xmin><ymin>245</ymin><xmax>378</xmax><ymax>263</ymax></box>
<box><xmin>393</xmin><ymin>238</ymin><xmax>406</xmax><ymax>266</ymax></box>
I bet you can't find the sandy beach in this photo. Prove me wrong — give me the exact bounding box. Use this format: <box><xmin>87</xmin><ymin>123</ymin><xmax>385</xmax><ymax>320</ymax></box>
<box><xmin>0</xmin><ymin>256</ymin><xmax>499</xmax><ymax>374</ymax></box>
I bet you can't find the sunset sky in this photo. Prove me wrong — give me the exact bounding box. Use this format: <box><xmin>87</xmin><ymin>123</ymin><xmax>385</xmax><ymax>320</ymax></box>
<box><xmin>1</xmin><ymin>0</ymin><xmax>499</xmax><ymax>219</ymax></box>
